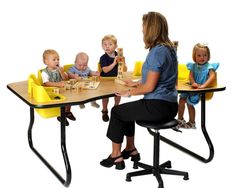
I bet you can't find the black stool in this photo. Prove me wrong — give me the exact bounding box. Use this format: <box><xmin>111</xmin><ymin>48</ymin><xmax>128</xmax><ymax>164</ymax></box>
<box><xmin>126</xmin><ymin>119</ymin><xmax>189</xmax><ymax>188</ymax></box>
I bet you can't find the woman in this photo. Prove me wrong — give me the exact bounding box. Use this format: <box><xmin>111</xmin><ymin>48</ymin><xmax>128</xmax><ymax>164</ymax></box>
<box><xmin>100</xmin><ymin>12</ymin><xmax>178</xmax><ymax>170</ymax></box>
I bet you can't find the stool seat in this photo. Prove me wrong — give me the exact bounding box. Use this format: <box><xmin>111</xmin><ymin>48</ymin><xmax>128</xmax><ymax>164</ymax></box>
<box><xmin>136</xmin><ymin>119</ymin><xmax>178</xmax><ymax>130</ymax></box>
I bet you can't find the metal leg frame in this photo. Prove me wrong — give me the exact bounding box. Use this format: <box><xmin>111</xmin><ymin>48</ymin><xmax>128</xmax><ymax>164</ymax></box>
<box><xmin>28</xmin><ymin>107</ymin><xmax>71</xmax><ymax>187</ymax></box>
<box><xmin>160</xmin><ymin>93</ymin><xmax>214</xmax><ymax>163</ymax></box>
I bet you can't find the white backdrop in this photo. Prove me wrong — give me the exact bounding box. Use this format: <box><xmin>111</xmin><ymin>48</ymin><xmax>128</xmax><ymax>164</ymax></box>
<box><xmin>1</xmin><ymin>0</ymin><xmax>234</xmax><ymax>188</ymax></box>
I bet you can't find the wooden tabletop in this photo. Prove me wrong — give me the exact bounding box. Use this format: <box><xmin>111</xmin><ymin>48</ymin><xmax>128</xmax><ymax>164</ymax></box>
<box><xmin>7</xmin><ymin>78</ymin><xmax>132</xmax><ymax>108</ymax></box>
<box><xmin>7</xmin><ymin>76</ymin><xmax>226</xmax><ymax>108</ymax></box>
<box><xmin>177</xmin><ymin>80</ymin><xmax>226</xmax><ymax>93</ymax></box>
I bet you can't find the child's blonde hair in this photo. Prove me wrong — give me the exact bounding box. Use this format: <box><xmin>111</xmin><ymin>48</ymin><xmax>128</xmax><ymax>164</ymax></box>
<box><xmin>192</xmin><ymin>43</ymin><xmax>210</xmax><ymax>62</ymax></box>
<box><xmin>102</xmin><ymin>34</ymin><xmax>117</xmax><ymax>46</ymax></box>
<box><xmin>75</xmin><ymin>52</ymin><xmax>89</xmax><ymax>64</ymax></box>
<box><xmin>43</xmin><ymin>49</ymin><xmax>59</xmax><ymax>63</ymax></box>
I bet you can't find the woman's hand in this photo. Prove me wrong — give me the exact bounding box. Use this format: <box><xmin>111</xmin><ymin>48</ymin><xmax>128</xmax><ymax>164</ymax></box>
<box><xmin>123</xmin><ymin>79</ymin><xmax>140</xmax><ymax>87</ymax></box>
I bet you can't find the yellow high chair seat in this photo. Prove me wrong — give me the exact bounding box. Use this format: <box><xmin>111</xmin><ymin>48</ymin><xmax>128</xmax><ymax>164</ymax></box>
<box><xmin>178</xmin><ymin>63</ymin><xmax>189</xmax><ymax>81</ymax></box>
<box><xmin>98</xmin><ymin>62</ymin><xmax>118</xmax><ymax>80</ymax></box>
<box><xmin>97</xmin><ymin>62</ymin><xmax>102</xmax><ymax>73</ymax></box>
<box><xmin>132</xmin><ymin>61</ymin><xmax>143</xmax><ymax>76</ymax></box>
<box><xmin>63</xmin><ymin>64</ymin><xmax>73</xmax><ymax>72</ymax></box>
<box><xmin>205</xmin><ymin>73</ymin><xmax>217</xmax><ymax>101</ymax></box>
<box><xmin>28</xmin><ymin>73</ymin><xmax>65</xmax><ymax>118</ymax></box>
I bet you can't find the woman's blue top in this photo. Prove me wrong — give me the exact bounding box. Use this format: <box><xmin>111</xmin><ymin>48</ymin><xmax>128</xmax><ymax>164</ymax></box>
<box><xmin>142</xmin><ymin>45</ymin><xmax>178</xmax><ymax>103</ymax></box>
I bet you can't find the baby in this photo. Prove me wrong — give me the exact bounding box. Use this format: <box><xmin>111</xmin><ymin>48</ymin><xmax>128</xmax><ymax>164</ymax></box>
<box><xmin>41</xmin><ymin>49</ymin><xmax>76</xmax><ymax>125</ymax></box>
<box><xmin>68</xmin><ymin>52</ymin><xmax>100</xmax><ymax>109</ymax></box>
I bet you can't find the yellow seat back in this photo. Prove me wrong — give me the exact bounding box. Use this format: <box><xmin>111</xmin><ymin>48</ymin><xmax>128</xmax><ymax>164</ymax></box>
<box><xmin>205</xmin><ymin>73</ymin><xmax>217</xmax><ymax>101</ymax></box>
<box><xmin>63</xmin><ymin>64</ymin><xmax>73</xmax><ymax>72</ymax></box>
<box><xmin>178</xmin><ymin>64</ymin><xmax>189</xmax><ymax>81</ymax></box>
<box><xmin>132</xmin><ymin>61</ymin><xmax>143</xmax><ymax>76</ymax></box>
<box><xmin>37</xmin><ymin>69</ymin><xmax>43</xmax><ymax>85</ymax></box>
<box><xmin>97</xmin><ymin>63</ymin><xmax>102</xmax><ymax>73</ymax></box>
<box><xmin>28</xmin><ymin>74</ymin><xmax>40</xmax><ymax>96</ymax></box>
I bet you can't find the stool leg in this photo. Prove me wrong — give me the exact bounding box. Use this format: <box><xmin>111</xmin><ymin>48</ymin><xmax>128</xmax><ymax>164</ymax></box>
<box><xmin>126</xmin><ymin>169</ymin><xmax>153</xmax><ymax>182</ymax></box>
<box><xmin>160</xmin><ymin>160</ymin><xmax>171</xmax><ymax>168</ymax></box>
<box><xmin>160</xmin><ymin>168</ymin><xmax>189</xmax><ymax>180</ymax></box>
<box><xmin>153</xmin><ymin>131</ymin><xmax>160</xmax><ymax>168</ymax></box>
<box><xmin>153</xmin><ymin>169</ymin><xmax>164</xmax><ymax>188</ymax></box>
<box><xmin>153</xmin><ymin>131</ymin><xmax>164</xmax><ymax>188</ymax></box>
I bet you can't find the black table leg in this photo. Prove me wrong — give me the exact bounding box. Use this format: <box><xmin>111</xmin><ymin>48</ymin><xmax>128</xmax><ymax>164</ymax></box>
<box><xmin>27</xmin><ymin>107</ymin><xmax>72</xmax><ymax>186</ymax></box>
<box><xmin>160</xmin><ymin>93</ymin><xmax>214</xmax><ymax>163</ymax></box>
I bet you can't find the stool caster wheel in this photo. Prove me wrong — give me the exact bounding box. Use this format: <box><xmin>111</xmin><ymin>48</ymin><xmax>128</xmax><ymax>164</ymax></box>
<box><xmin>126</xmin><ymin>174</ymin><xmax>132</xmax><ymax>182</ymax></box>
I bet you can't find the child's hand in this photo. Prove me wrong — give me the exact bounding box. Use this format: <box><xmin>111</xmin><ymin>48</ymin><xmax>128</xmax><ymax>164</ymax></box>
<box><xmin>198</xmin><ymin>84</ymin><xmax>206</xmax><ymax>89</ymax></box>
<box><xmin>58</xmin><ymin>67</ymin><xmax>68</xmax><ymax>80</ymax></box>
<box><xmin>57</xmin><ymin>81</ymin><xmax>66</xmax><ymax>88</ymax></box>
<box><xmin>114</xmin><ymin>57</ymin><xmax>119</xmax><ymax>65</ymax></box>
<box><xmin>57</xmin><ymin>66</ymin><xmax>64</xmax><ymax>73</ymax></box>
<box><xmin>191</xmin><ymin>82</ymin><xmax>199</xmax><ymax>89</ymax></box>
<box><xmin>93</xmin><ymin>71</ymin><xmax>100</xmax><ymax>76</ymax></box>
<box><xmin>73</xmin><ymin>74</ymin><xmax>80</xmax><ymax>80</ymax></box>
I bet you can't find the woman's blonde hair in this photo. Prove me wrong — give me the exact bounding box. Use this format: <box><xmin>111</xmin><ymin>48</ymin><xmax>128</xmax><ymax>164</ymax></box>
<box><xmin>101</xmin><ymin>34</ymin><xmax>117</xmax><ymax>46</ymax></box>
<box><xmin>142</xmin><ymin>12</ymin><xmax>173</xmax><ymax>49</ymax></box>
<box><xmin>192</xmin><ymin>43</ymin><xmax>210</xmax><ymax>62</ymax></box>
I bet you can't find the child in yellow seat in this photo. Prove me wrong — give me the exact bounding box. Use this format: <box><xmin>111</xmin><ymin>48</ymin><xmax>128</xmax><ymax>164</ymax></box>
<box><xmin>177</xmin><ymin>43</ymin><xmax>219</xmax><ymax>129</ymax></box>
<box><xmin>41</xmin><ymin>49</ymin><xmax>76</xmax><ymax>125</ymax></box>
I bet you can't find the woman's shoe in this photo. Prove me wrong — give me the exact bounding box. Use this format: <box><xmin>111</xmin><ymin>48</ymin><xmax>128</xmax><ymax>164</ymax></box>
<box><xmin>100</xmin><ymin>155</ymin><xmax>125</xmax><ymax>170</ymax></box>
<box><xmin>121</xmin><ymin>148</ymin><xmax>140</xmax><ymax>162</ymax></box>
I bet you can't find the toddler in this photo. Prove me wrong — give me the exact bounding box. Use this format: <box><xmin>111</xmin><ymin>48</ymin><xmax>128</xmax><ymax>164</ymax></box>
<box><xmin>68</xmin><ymin>52</ymin><xmax>100</xmax><ymax>109</ymax></box>
<box><xmin>99</xmin><ymin>34</ymin><xmax>127</xmax><ymax>122</ymax></box>
<box><xmin>41</xmin><ymin>49</ymin><xmax>76</xmax><ymax>126</ymax></box>
<box><xmin>177</xmin><ymin>43</ymin><xmax>219</xmax><ymax>129</ymax></box>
